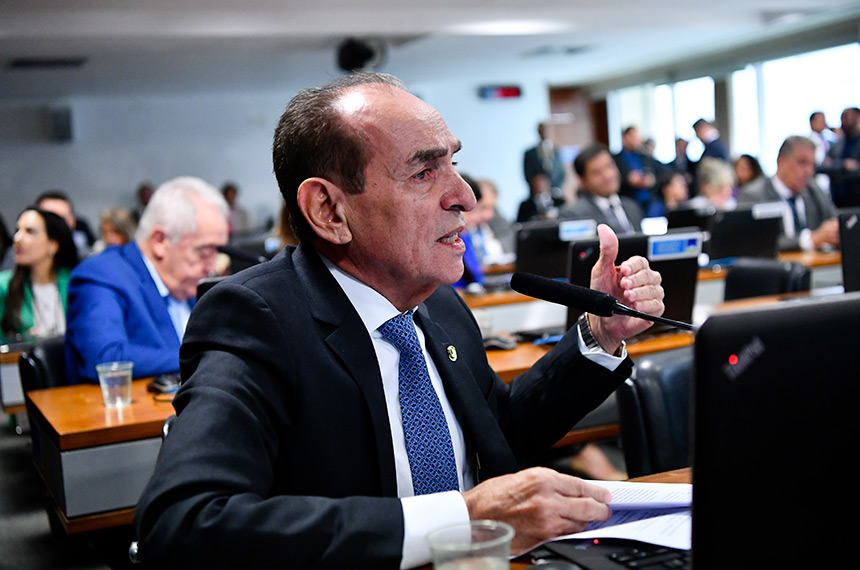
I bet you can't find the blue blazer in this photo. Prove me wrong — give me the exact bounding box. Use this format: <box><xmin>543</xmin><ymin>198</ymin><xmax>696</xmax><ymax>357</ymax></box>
<box><xmin>65</xmin><ymin>242</ymin><xmax>188</xmax><ymax>384</ymax></box>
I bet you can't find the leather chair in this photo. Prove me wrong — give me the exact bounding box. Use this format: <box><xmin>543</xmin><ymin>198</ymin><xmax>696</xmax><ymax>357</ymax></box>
<box><xmin>617</xmin><ymin>346</ymin><xmax>693</xmax><ymax>478</ymax></box>
<box><xmin>723</xmin><ymin>257</ymin><xmax>811</xmax><ymax>301</ymax></box>
<box><xmin>18</xmin><ymin>336</ymin><xmax>68</xmax><ymax>392</ymax></box>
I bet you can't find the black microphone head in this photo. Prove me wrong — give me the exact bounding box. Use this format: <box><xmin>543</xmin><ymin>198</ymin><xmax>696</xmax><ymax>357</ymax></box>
<box><xmin>510</xmin><ymin>272</ymin><xmax>617</xmax><ymax>317</ymax></box>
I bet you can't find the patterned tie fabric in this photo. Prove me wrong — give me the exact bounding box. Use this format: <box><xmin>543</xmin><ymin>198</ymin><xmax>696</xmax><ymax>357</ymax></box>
<box><xmin>378</xmin><ymin>310</ymin><xmax>459</xmax><ymax>495</ymax></box>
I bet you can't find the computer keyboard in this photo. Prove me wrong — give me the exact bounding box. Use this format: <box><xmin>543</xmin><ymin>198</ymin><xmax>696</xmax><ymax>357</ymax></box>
<box><xmin>606</xmin><ymin>545</ymin><xmax>689</xmax><ymax>569</ymax></box>
<box><xmin>544</xmin><ymin>539</ymin><xmax>690</xmax><ymax>570</ymax></box>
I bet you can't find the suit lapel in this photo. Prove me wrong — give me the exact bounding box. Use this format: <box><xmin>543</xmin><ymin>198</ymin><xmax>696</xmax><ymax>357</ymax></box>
<box><xmin>122</xmin><ymin>242</ymin><xmax>180</xmax><ymax>347</ymax></box>
<box><xmin>292</xmin><ymin>245</ymin><xmax>398</xmax><ymax>495</ymax></box>
<box><xmin>415</xmin><ymin>302</ymin><xmax>519</xmax><ymax>480</ymax></box>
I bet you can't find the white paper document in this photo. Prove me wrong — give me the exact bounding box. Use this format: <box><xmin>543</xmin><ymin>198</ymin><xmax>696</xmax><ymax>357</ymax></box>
<box><xmin>549</xmin><ymin>481</ymin><xmax>693</xmax><ymax>551</ymax></box>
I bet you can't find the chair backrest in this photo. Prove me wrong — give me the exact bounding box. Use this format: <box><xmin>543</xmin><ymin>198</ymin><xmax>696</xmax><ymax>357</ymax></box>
<box><xmin>617</xmin><ymin>345</ymin><xmax>693</xmax><ymax>478</ymax></box>
<box><xmin>723</xmin><ymin>257</ymin><xmax>811</xmax><ymax>301</ymax></box>
<box><xmin>18</xmin><ymin>336</ymin><xmax>68</xmax><ymax>392</ymax></box>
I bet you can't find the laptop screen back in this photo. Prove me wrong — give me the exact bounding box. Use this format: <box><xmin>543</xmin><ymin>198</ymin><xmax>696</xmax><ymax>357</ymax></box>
<box><xmin>706</xmin><ymin>202</ymin><xmax>783</xmax><ymax>261</ymax></box>
<box><xmin>839</xmin><ymin>208</ymin><xmax>860</xmax><ymax>292</ymax></box>
<box><xmin>514</xmin><ymin>219</ymin><xmax>597</xmax><ymax>280</ymax></box>
<box><xmin>692</xmin><ymin>292</ymin><xmax>860</xmax><ymax>567</ymax></box>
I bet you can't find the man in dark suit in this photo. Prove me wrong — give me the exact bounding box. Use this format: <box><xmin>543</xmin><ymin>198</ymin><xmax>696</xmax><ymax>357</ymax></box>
<box><xmin>613</xmin><ymin>126</ymin><xmax>663</xmax><ymax>209</ymax></box>
<box><xmin>819</xmin><ymin>106</ymin><xmax>860</xmax><ymax>208</ymax></box>
<box><xmin>560</xmin><ymin>143</ymin><xmax>645</xmax><ymax>234</ymax></box>
<box><xmin>523</xmin><ymin>121</ymin><xmax>566</xmax><ymax>197</ymax></box>
<box><xmin>135</xmin><ymin>73</ymin><xmax>665</xmax><ymax>569</ymax></box>
<box><xmin>692</xmin><ymin>118</ymin><xmax>728</xmax><ymax>162</ymax></box>
<box><xmin>64</xmin><ymin>177</ymin><xmax>229</xmax><ymax>384</ymax></box>
<box><xmin>737</xmin><ymin>136</ymin><xmax>839</xmax><ymax>252</ymax></box>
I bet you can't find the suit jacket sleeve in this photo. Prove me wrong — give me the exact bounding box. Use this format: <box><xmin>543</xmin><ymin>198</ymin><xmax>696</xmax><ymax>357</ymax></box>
<box><xmin>134</xmin><ymin>248</ymin><xmax>630</xmax><ymax>569</ymax></box>
<box><xmin>64</xmin><ymin>244</ymin><xmax>181</xmax><ymax>383</ymax></box>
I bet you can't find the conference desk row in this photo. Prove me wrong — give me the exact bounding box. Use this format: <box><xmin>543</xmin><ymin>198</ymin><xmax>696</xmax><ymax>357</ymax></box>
<box><xmin>15</xmin><ymin>249</ymin><xmax>840</xmax><ymax>537</ymax></box>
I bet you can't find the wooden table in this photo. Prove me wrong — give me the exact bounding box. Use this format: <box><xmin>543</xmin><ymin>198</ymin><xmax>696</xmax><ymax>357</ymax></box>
<box><xmin>26</xmin><ymin>379</ymin><xmax>174</xmax><ymax>533</ymax></box>
<box><xmin>488</xmin><ymin>330</ymin><xmax>694</xmax><ymax>383</ymax></box>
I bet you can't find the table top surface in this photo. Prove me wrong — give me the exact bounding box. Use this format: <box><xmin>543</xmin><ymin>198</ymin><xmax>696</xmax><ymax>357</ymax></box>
<box><xmin>26</xmin><ymin>379</ymin><xmax>174</xmax><ymax>451</ymax></box>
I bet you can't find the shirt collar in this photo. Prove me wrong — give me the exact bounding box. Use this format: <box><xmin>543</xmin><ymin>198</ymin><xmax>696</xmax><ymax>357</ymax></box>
<box><xmin>141</xmin><ymin>252</ymin><xmax>171</xmax><ymax>299</ymax></box>
<box><xmin>770</xmin><ymin>174</ymin><xmax>796</xmax><ymax>200</ymax></box>
<box><xmin>320</xmin><ymin>255</ymin><xmax>406</xmax><ymax>334</ymax></box>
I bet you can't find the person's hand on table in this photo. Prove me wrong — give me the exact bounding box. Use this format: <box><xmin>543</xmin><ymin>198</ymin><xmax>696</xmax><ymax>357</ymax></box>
<box><xmin>461</xmin><ymin>467</ymin><xmax>612</xmax><ymax>555</ymax></box>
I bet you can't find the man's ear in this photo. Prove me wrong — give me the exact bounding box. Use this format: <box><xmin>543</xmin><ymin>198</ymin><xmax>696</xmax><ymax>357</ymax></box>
<box><xmin>148</xmin><ymin>227</ymin><xmax>170</xmax><ymax>260</ymax></box>
<box><xmin>296</xmin><ymin>178</ymin><xmax>353</xmax><ymax>244</ymax></box>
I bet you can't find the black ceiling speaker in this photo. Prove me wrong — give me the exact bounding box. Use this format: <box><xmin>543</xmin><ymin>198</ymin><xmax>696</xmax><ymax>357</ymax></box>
<box><xmin>337</xmin><ymin>37</ymin><xmax>387</xmax><ymax>72</ymax></box>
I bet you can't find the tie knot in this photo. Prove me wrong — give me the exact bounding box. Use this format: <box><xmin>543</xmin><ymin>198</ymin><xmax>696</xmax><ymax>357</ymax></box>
<box><xmin>378</xmin><ymin>309</ymin><xmax>418</xmax><ymax>352</ymax></box>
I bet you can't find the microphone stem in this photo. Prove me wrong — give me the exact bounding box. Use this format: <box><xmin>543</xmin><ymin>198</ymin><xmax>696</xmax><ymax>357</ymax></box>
<box><xmin>612</xmin><ymin>304</ymin><xmax>698</xmax><ymax>332</ymax></box>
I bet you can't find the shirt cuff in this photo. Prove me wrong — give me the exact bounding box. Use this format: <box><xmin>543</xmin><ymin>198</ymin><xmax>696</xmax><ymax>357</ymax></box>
<box><xmin>577</xmin><ymin>318</ymin><xmax>628</xmax><ymax>371</ymax></box>
<box><xmin>799</xmin><ymin>228</ymin><xmax>815</xmax><ymax>251</ymax></box>
<box><xmin>400</xmin><ymin>491</ymin><xmax>470</xmax><ymax>569</ymax></box>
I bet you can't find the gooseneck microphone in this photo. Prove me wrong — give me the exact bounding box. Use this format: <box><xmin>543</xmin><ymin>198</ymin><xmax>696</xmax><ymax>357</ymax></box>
<box><xmin>510</xmin><ymin>272</ymin><xmax>697</xmax><ymax>333</ymax></box>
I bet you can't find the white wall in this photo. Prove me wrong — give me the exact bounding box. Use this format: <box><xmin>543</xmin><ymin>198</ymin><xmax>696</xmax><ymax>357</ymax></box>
<box><xmin>0</xmin><ymin>76</ymin><xmax>552</xmax><ymax>232</ymax></box>
<box><xmin>0</xmin><ymin>91</ymin><xmax>293</xmax><ymax>231</ymax></box>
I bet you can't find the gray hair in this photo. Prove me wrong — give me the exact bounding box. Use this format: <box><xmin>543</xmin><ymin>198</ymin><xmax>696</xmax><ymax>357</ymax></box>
<box><xmin>777</xmin><ymin>135</ymin><xmax>816</xmax><ymax>160</ymax></box>
<box><xmin>135</xmin><ymin>176</ymin><xmax>228</xmax><ymax>243</ymax></box>
<box><xmin>697</xmin><ymin>158</ymin><xmax>735</xmax><ymax>190</ymax></box>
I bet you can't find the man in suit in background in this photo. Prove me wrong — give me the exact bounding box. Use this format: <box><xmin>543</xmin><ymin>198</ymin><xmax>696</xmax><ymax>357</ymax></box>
<box><xmin>692</xmin><ymin>118</ymin><xmax>728</xmax><ymax>162</ymax></box>
<box><xmin>738</xmin><ymin>136</ymin><xmax>839</xmax><ymax>252</ymax></box>
<box><xmin>523</xmin><ymin>121</ymin><xmax>566</xmax><ymax>198</ymax></box>
<box><xmin>613</xmin><ymin>126</ymin><xmax>663</xmax><ymax>210</ymax></box>
<box><xmin>561</xmin><ymin>143</ymin><xmax>644</xmax><ymax>234</ymax></box>
<box><xmin>135</xmin><ymin>72</ymin><xmax>665</xmax><ymax>569</ymax></box>
<box><xmin>64</xmin><ymin>176</ymin><xmax>228</xmax><ymax>384</ymax></box>
<box><xmin>820</xmin><ymin>106</ymin><xmax>860</xmax><ymax>208</ymax></box>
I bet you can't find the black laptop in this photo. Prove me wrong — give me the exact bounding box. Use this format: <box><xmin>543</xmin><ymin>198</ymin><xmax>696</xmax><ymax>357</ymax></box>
<box><xmin>669</xmin><ymin>202</ymin><xmax>783</xmax><ymax>263</ymax></box>
<box><xmin>540</xmin><ymin>291</ymin><xmax>860</xmax><ymax>570</ymax></box>
<box><xmin>838</xmin><ymin>208</ymin><xmax>860</xmax><ymax>292</ymax></box>
<box><xmin>514</xmin><ymin>218</ymin><xmax>597</xmax><ymax>280</ymax></box>
<box><xmin>566</xmin><ymin>229</ymin><xmax>703</xmax><ymax>333</ymax></box>
<box><xmin>691</xmin><ymin>290</ymin><xmax>860</xmax><ymax>567</ymax></box>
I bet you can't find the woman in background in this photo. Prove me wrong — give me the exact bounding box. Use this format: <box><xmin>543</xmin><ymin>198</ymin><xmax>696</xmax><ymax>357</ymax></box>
<box><xmin>91</xmin><ymin>207</ymin><xmax>137</xmax><ymax>254</ymax></box>
<box><xmin>0</xmin><ymin>208</ymin><xmax>78</xmax><ymax>342</ymax></box>
<box><xmin>733</xmin><ymin>154</ymin><xmax>764</xmax><ymax>191</ymax></box>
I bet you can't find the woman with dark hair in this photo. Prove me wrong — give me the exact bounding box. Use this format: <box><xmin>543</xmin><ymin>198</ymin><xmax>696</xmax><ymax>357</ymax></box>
<box><xmin>733</xmin><ymin>154</ymin><xmax>764</xmax><ymax>190</ymax></box>
<box><xmin>0</xmin><ymin>207</ymin><xmax>78</xmax><ymax>342</ymax></box>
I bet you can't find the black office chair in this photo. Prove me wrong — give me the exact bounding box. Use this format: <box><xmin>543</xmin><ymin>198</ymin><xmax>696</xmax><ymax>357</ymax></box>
<box><xmin>723</xmin><ymin>257</ymin><xmax>811</xmax><ymax>301</ymax></box>
<box><xmin>617</xmin><ymin>346</ymin><xmax>693</xmax><ymax>478</ymax></box>
<box><xmin>18</xmin><ymin>336</ymin><xmax>68</xmax><ymax>392</ymax></box>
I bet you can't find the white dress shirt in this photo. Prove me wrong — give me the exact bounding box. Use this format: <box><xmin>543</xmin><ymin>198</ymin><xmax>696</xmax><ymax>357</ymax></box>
<box><xmin>141</xmin><ymin>254</ymin><xmax>192</xmax><ymax>340</ymax></box>
<box><xmin>771</xmin><ymin>175</ymin><xmax>814</xmax><ymax>251</ymax></box>
<box><xmin>322</xmin><ymin>256</ymin><xmax>626</xmax><ymax>568</ymax></box>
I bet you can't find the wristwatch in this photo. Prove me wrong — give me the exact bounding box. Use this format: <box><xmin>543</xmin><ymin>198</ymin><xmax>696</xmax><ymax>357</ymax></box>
<box><xmin>578</xmin><ymin>312</ymin><xmax>625</xmax><ymax>357</ymax></box>
<box><xmin>577</xmin><ymin>312</ymin><xmax>601</xmax><ymax>351</ymax></box>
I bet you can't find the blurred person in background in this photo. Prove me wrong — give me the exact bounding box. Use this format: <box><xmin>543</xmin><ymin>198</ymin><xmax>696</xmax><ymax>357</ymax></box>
<box><xmin>0</xmin><ymin>208</ymin><xmax>78</xmax><ymax>342</ymax></box>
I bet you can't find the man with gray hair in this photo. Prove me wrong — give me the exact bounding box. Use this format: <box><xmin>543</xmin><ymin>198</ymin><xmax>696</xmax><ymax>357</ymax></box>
<box><xmin>65</xmin><ymin>176</ymin><xmax>229</xmax><ymax>384</ymax></box>
<box><xmin>738</xmin><ymin>136</ymin><xmax>839</xmax><ymax>251</ymax></box>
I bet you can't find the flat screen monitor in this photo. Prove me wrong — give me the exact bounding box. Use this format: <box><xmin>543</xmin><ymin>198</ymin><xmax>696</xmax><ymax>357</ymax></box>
<box><xmin>838</xmin><ymin>208</ymin><xmax>860</xmax><ymax>292</ymax></box>
<box><xmin>668</xmin><ymin>202</ymin><xmax>783</xmax><ymax>262</ymax></box>
<box><xmin>514</xmin><ymin>219</ymin><xmax>597</xmax><ymax>280</ymax></box>
<box><xmin>692</xmin><ymin>291</ymin><xmax>860</xmax><ymax>567</ymax></box>
<box><xmin>566</xmin><ymin>229</ymin><xmax>703</xmax><ymax>332</ymax></box>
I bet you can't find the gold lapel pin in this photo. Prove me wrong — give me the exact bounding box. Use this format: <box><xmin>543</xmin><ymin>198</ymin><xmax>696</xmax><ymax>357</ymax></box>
<box><xmin>446</xmin><ymin>345</ymin><xmax>458</xmax><ymax>362</ymax></box>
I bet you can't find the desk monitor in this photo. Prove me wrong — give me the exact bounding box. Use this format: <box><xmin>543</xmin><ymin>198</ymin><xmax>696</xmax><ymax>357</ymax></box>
<box><xmin>566</xmin><ymin>229</ymin><xmax>703</xmax><ymax>332</ymax></box>
<box><xmin>706</xmin><ymin>202</ymin><xmax>783</xmax><ymax>261</ymax></box>
<box><xmin>668</xmin><ymin>203</ymin><xmax>783</xmax><ymax>262</ymax></box>
<box><xmin>692</xmin><ymin>291</ymin><xmax>860</xmax><ymax>567</ymax></box>
<box><xmin>514</xmin><ymin>219</ymin><xmax>597</xmax><ymax>279</ymax></box>
<box><xmin>839</xmin><ymin>208</ymin><xmax>860</xmax><ymax>292</ymax></box>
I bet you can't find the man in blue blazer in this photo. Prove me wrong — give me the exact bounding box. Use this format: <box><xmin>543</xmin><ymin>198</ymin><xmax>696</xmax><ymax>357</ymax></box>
<box><xmin>135</xmin><ymin>73</ymin><xmax>665</xmax><ymax>569</ymax></box>
<box><xmin>64</xmin><ymin>177</ymin><xmax>228</xmax><ymax>384</ymax></box>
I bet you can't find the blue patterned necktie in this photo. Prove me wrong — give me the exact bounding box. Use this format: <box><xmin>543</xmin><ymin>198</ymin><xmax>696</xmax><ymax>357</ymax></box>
<box><xmin>378</xmin><ymin>310</ymin><xmax>459</xmax><ymax>495</ymax></box>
